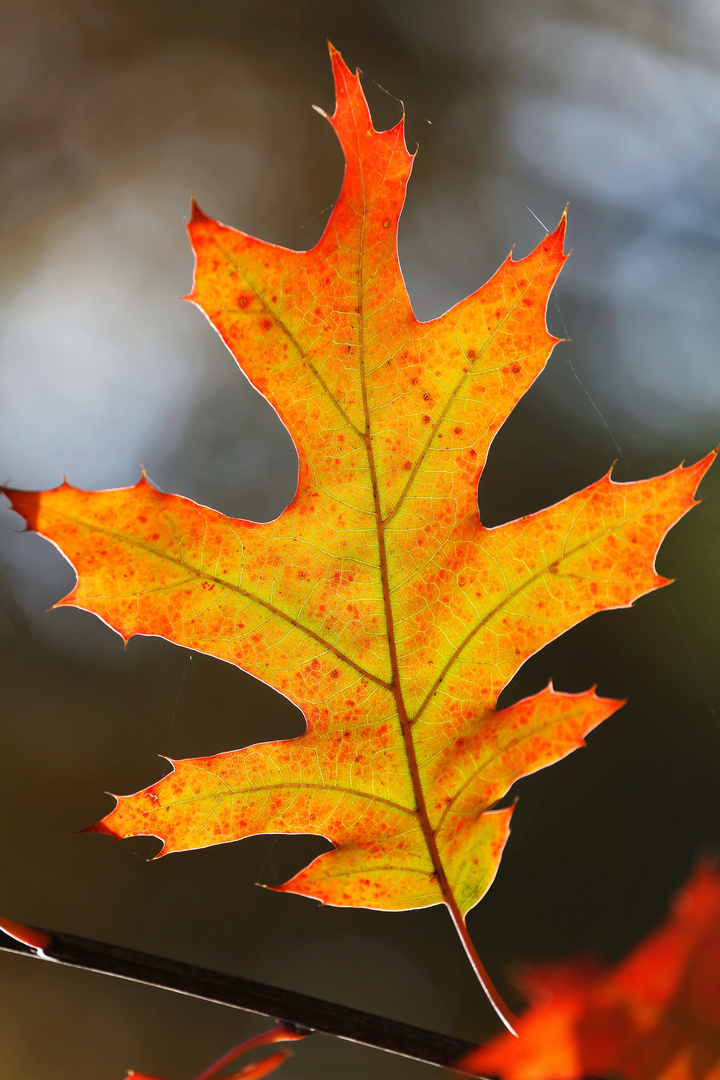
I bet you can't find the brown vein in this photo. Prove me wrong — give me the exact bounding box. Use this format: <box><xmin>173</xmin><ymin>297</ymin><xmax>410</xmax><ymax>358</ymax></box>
<box><xmin>43</xmin><ymin>503</ymin><xmax>393</xmax><ymax>691</ymax></box>
<box><xmin>344</xmin><ymin>79</ymin><xmax>492</xmax><ymax>981</ymax></box>
<box><xmin>410</xmin><ymin>483</ymin><xmax>668</xmax><ymax>727</ymax></box>
<box><xmin>382</xmin><ymin>243</ymin><xmax>561</xmax><ymax>530</ymax></box>
<box><xmin>150</xmin><ymin>780</ymin><xmax>414</xmax><ymax>817</ymax></box>
<box><xmin>214</xmin><ymin>237</ymin><xmax>364</xmax><ymax>440</ymax></box>
<box><xmin>432</xmin><ymin>707</ymin><xmax>578</xmax><ymax>837</ymax></box>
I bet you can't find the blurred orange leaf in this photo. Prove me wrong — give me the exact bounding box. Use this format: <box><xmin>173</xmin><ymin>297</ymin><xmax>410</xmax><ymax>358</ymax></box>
<box><xmin>3</xmin><ymin>46</ymin><xmax>713</xmax><ymax>1027</ymax></box>
<box><xmin>125</xmin><ymin>1024</ymin><xmax>301</xmax><ymax>1080</ymax></box>
<box><xmin>220</xmin><ymin>1053</ymin><xmax>290</xmax><ymax>1080</ymax></box>
<box><xmin>462</xmin><ymin>862</ymin><xmax>720</xmax><ymax>1079</ymax></box>
<box><xmin>126</xmin><ymin>1053</ymin><xmax>288</xmax><ymax>1080</ymax></box>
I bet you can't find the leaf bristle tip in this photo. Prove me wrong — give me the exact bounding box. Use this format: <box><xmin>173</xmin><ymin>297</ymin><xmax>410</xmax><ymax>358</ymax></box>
<box><xmin>189</xmin><ymin>197</ymin><xmax>211</xmax><ymax>224</ymax></box>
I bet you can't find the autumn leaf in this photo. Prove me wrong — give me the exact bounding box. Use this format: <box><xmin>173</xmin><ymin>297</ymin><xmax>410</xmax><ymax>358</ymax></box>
<box><xmin>461</xmin><ymin>861</ymin><xmax>720</xmax><ymax>1080</ymax></box>
<box><xmin>125</xmin><ymin>1023</ymin><xmax>302</xmax><ymax>1080</ymax></box>
<box><xmin>126</xmin><ymin>1050</ymin><xmax>290</xmax><ymax>1080</ymax></box>
<box><xmin>2</xmin><ymin>45</ymin><xmax>713</xmax><ymax>1028</ymax></box>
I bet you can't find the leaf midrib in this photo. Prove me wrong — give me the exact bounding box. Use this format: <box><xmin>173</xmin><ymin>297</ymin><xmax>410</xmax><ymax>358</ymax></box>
<box><xmin>343</xmin><ymin>91</ymin><xmax>466</xmax><ymax>925</ymax></box>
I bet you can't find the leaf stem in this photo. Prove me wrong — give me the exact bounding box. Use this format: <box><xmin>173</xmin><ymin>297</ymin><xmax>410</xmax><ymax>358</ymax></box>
<box><xmin>445</xmin><ymin>902</ymin><xmax>518</xmax><ymax>1035</ymax></box>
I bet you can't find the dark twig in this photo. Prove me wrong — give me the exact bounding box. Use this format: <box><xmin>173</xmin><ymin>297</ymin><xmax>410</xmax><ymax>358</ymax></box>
<box><xmin>0</xmin><ymin>922</ymin><xmax>482</xmax><ymax>1074</ymax></box>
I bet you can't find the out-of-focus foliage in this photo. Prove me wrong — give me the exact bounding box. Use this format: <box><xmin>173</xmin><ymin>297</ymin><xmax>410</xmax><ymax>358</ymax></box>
<box><xmin>464</xmin><ymin>862</ymin><xmax>720</xmax><ymax>1080</ymax></box>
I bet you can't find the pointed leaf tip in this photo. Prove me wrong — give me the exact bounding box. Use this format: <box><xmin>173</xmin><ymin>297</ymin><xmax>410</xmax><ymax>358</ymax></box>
<box><xmin>548</xmin><ymin>210</ymin><xmax>568</xmax><ymax>255</ymax></box>
<box><xmin>327</xmin><ymin>39</ymin><xmax>351</xmax><ymax>78</ymax></box>
<box><xmin>190</xmin><ymin>197</ymin><xmax>212</xmax><ymax>225</ymax></box>
<box><xmin>1</xmin><ymin>487</ymin><xmax>41</xmax><ymax>531</ymax></box>
<box><xmin>82</xmin><ymin>817</ymin><xmax>117</xmax><ymax>838</ymax></box>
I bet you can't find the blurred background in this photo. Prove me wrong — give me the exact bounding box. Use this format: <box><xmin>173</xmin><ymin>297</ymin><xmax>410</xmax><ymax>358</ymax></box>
<box><xmin>1</xmin><ymin>1</ymin><xmax>720</xmax><ymax>1077</ymax></box>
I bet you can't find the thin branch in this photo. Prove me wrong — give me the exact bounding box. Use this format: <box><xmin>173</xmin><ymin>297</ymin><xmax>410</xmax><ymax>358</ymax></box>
<box><xmin>0</xmin><ymin>922</ymin><xmax>483</xmax><ymax>1074</ymax></box>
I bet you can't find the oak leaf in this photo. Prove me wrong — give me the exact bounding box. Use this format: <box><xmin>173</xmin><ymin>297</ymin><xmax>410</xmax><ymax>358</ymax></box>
<box><xmin>462</xmin><ymin>862</ymin><xmax>720</xmax><ymax>1079</ymax></box>
<box><xmin>2</xmin><ymin>46</ymin><xmax>713</xmax><ymax>1026</ymax></box>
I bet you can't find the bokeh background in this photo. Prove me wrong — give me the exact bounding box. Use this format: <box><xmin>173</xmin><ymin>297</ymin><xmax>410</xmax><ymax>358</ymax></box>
<box><xmin>2</xmin><ymin>1</ymin><xmax>720</xmax><ymax>1077</ymax></box>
